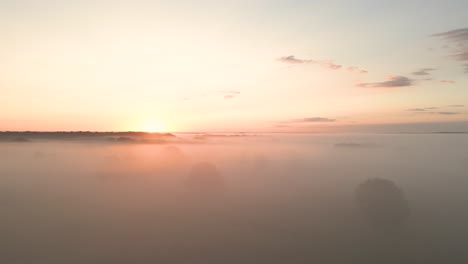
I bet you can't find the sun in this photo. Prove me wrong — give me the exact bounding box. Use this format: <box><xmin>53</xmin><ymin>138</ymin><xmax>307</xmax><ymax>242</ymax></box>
<box><xmin>141</xmin><ymin>122</ymin><xmax>166</xmax><ymax>133</ymax></box>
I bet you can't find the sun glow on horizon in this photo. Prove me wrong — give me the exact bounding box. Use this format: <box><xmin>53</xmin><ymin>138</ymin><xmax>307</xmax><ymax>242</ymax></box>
<box><xmin>140</xmin><ymin>121</ymin><xmax>167</xmax><ymax>133</ymax></box>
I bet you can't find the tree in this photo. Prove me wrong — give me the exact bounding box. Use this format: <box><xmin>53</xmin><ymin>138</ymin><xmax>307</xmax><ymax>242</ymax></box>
<box><xmin>355</xmin><ymin>178</ymin><xmax>410</xmax><ymax>230</ymax></box>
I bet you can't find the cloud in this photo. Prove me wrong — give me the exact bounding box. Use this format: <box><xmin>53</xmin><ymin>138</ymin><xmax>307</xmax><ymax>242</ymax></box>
<box><xmin>221</xmin><ymin>90</ymin><xmax>240</xmax><ymax>99</ymax></box>
<box><xmin>357</xmin><ymin>76</ymin><xmax>414</xmax><ymax>88</ymax></box>
<box><xmin>347</xmin><ymin>66</ymin><xmax>368</xmax><ymax>74</ymax></box>
<box><xmin>411</xmin><ymin>68</ymin><xmax>436</xmax><ymax>75</ymax></box>
<box><xmin>406</xmin><ymin>105</ymin><xmax>465</xmax><ymax>114</ymax></box>
<box><xmin>432</xmin><ymin>27</ymin><xmax>468</xmax><ymax>73</ymax></box>
<box><xmin>423</xmin><ymin>78</ymin><xmax>456</xmax><ymax>84</ymax></box>
<box><xmin>278</xmin><ymin>55</ymin><xmax>311</xmax><ymax>64</ymax></box>
<box><xmin>407</xmin><ymin>105</ymin><xmax>465</xmax><ymax>115</ymax></box>
<box><xmin>277</xmin><ymin>117</ymin><xmax>337</xmax><ymax>126</ymax></box>
<box><xmin>432</xmin><ymin>27</ymin><xmax>468</xmax><ymax>44</ymax></box>
<box><xmin>278</xmin><ymin>55</ymin><xmax>367</xmax><ymax>73</ymax></box>
<box><xmin>293</xmin><ymin>117</ymin><xmax>336</xmax><ymax>123</ymax></box>
<box><xmin>412</xmin><ymin>111</ymin><xmax>461</xmax><ymax>115</ymax></box>
<box><xmin>320</xmin><ymin>60</ymin><xmax>342</xmax><ymax>70</ymax></box>
<box><xmin>407</xmin><ymin>107</ymin><xmax>441</xmax><ymax>112</ymax></box>
<box><xmin>220</xmin><ymin>90</ymin><xmax>240</xmax><ymax>94</ymax></box>
<box><xmin>453</xmin><ymin>51</ymin><xmax>468</xmax><ymax>61</ymax></box>
<box><xmin>437</xmin><ymin>112</ymin><xmax>460</xmax><ymax>115</ymax></box>
<box><xmin>439</xmin><ymin>80</ymin><xmax>456</xmax><ymax>84</ymax></box>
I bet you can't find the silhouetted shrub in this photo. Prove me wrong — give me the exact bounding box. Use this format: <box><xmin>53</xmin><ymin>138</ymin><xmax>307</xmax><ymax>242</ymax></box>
<box><xmin>107</xmin><ymin>136</ymin><xmax>134</xmax><ymax>142</ymax></box>
<box><xmin>355</xmin><ymin>178</ymin><xmax>410</xmax><ymax>229</ymax></box>
<box><xmin>11</xmin><ymin>137</ymin><xmax>29</xmax><ymax>142</ymax></box>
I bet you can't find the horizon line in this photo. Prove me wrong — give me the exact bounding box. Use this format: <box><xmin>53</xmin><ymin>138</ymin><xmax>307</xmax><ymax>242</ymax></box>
<box><xmin>1</xmin><ymin>131</ymin><xmax>467</xmax><ymax>135</ymax></box>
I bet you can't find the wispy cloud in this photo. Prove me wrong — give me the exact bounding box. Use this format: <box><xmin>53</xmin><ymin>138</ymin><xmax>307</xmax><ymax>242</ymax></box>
<box><xmin>432</xmin><ymin>27</ymin><xmax>468</xmax><ymax>44</ymax></box>
<box><xmin>407</xmin><ymin>108</ymin><xmax>428</xmax><ymax>112</ymax></box>
<box><xmin>439</xmin><ymin>80</ymin><xmax>456</xmax><ymax>84</ymax></box>
<box><xmin>411</xmin><ymin>68</ymin><xmax>436</xmax><ymax>75</ymax></box>
<box><xmin>290</xmin><ymin>117</ymin><xmax>336</xmax><ymax>123</ymax></box>
<box><xmin>347</xmin><ymin>66</ymin><xmax>368</xmax><ymax>74</ymax></box>
<box><xmin>454</xmin><ymin>52</ymin><xmax>468</xmax><ymax>61</ymax></box>
<box><xmin>278</xmin><ymin>56</ymin><xmax>312</xmax><ymax>64</ymax></box>
<box><xmin>407</xmin><ymin>105</ymin><xmax>464</xmax><ymax>113</ymax></box>
<box><xmin>319</xmin><ymin>61</ymin><xmax>342</xmax><ymax>70</ymax></box>
<box><xmin>407</xmin><ymin>108</ymin><xmax>461</xmax><ymax>115</ymax></box>
<box><xmin>437</xmin><ymin>111</ymin><xmax>461</xmax><ymax>115</ymax></box>
<box><xmin>277</xmin><ymin>117</ymin><xmax>337</xmax><ymax>126</ymax></box>
<box><xmin>221</xmin><ymin>90</ymin><xmax>240</xmax><ymax>99</ymax></box>
<box><xmin>357</xmin><ymin>76</ymin><xmax>414</xmax><ymax>88</ymax></box>
<box><xmin>423</xmin><ymin>78</ymin><xmax>457</xmax><ymax>84</ymax></box>
<box><xmin>432</xmin><ymin>27</ymin><xmax>468</xmax><ymax>73</ymax></box>
<box><xmin>278</xmin><ymin>55</ymin><xmax>366</xmax><ymax>73</ymax></box>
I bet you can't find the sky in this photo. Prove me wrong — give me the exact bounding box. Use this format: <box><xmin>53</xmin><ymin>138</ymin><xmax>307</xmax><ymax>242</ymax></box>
<box><xmin>1</xmin><ymin>0</ymin><xmax>467</xmax><ymax>132</ymax></box>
